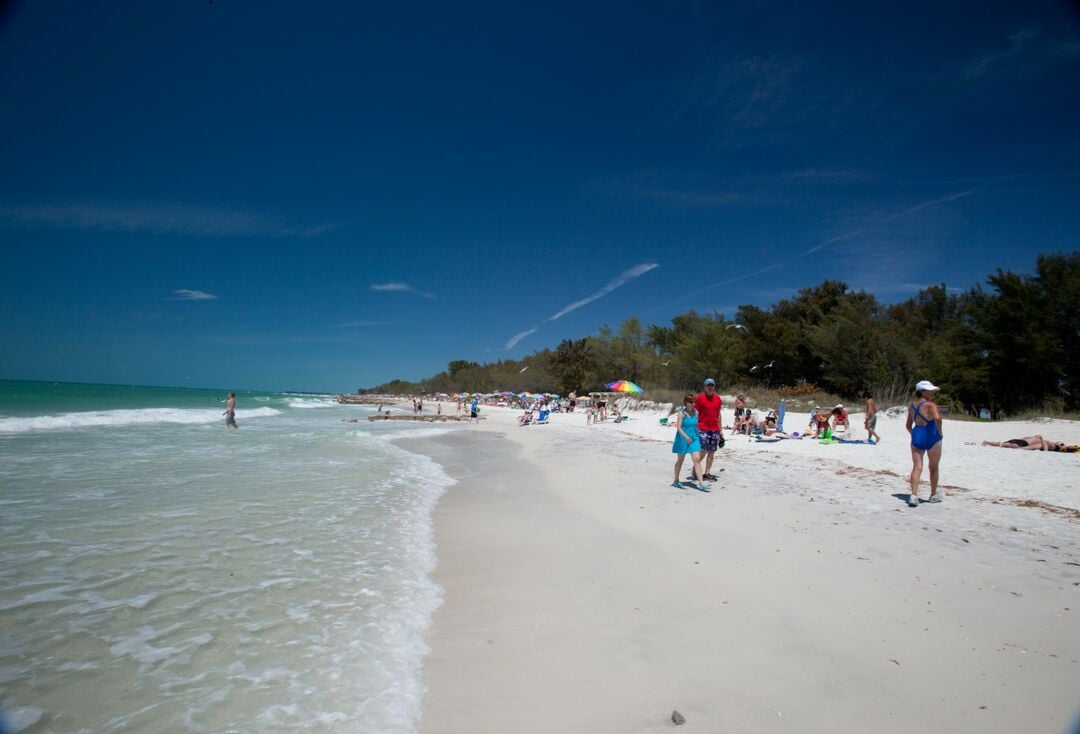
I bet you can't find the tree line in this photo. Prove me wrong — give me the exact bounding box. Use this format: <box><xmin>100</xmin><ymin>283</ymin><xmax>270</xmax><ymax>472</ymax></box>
<box><xmin>363</xmin><ymin>251</ymin><xmax>1079</xmax><ymax>418</ymax></box>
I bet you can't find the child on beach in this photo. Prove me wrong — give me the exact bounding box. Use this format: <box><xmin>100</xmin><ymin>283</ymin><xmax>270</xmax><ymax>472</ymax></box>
<box><xmin>672</xmin><ymin>394</ymin><xmax>709</xmax><ymax>492</ymax></box>
<box><xmin>906</xmin><ymin>380</ymin><xmax>943</xmax><ymax>506</ymax></box>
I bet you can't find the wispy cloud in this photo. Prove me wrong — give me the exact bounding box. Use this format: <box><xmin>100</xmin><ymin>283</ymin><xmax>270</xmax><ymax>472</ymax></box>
<box><xmin>632</xmin><ymin>186</ymin><xmax>753</xmax><ymax>208</ymax></box>
<box><xmin>339</xmin><ymin>320</ymin><xmax>393</xmax><ymax>327</ymax></box>
<box><xmin>646</xmin><ymin>187</ymin><xmax>977</xmax><ymax>317</ymax></box>
<box><xmin>202</xmin><ymin>333</ymin><xmax>354</xmax><ymax>347</ymax></box>
<box><xmin>657</xmin><ymin>54</ymin><xmax>807</xmax><ymax>149</ymax></box>
<box><xmin>171</xmin><ymin>289</ymin><xmax>219</xmax><ymax>301</ymax></box>
<box><xmin>964</xmin><ymin>28</ymin><xmax>1080</xmax><ymax>80</ymax></box>
<box><xmin>0</xmin><ymin>201</ymin><xmax>337</xmax><ymax>238</ymax></box>
<box><xmin>779</xmin><ymin>168</ymin><xmax>874</xmax><ymax>184</ymax></box>
<box><xmin>369</xmin><ymin>282</ymin><xmax>436</xmax><ymax>299</ymax></box>
<box><xmin>723</xmin><ymin>56</ymin><xmax>803</xmax><ymax>132</ymax></box>
<box><xmin>547</xmin><ymin>262</ymin><xmax>659</xmax><ymax>321</ymax></box>
<box><xmin>505</xmin><ymin>328</ymin><xmax>537</xmax><ymax>350</ymax></box>
<box><xmin>502</xmin><ymin>262</ymin><xmax>660</xmax><ymax>350</ymax></box>
<box><xmin>964</xmin><ymin>29</ymin><xmax>1039</xmax><ymax>79</ymax></box>
<box><xmin>803</xmin><ymin>188</ymin><xmax>977</xmax><ymax>255</ymax></box>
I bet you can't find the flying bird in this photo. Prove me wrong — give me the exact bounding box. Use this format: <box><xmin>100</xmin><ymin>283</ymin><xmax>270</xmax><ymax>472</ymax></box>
<box><xmin>661</xmin><ymin>360</ymin><xmax>672</xmax><ymax>366</ymax></box>
<box><xmin>519</xmin><ymin>366</ymin><xmax>529</xmax><ymax>373</ymax></box>
<box><xmin>750</xmin><ymin>365</ymin><xmax>759</xmax><ymax>372</ymax></box>
<box><xmin>725</xmin><ymin>324</ymin><xmax>750</xmax><ymax>332</ymax></box>
<box><xmin>764</xmin><ymin>360</ymin><xmax>775</xmax><ymax>369</ymax></box>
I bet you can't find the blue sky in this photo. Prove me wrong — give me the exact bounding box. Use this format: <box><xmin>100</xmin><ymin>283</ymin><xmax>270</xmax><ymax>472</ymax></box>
<box><xmin>1</xmin><ymin>1</ymin><xmax>1078</xmax><ymax>392</ymax></box>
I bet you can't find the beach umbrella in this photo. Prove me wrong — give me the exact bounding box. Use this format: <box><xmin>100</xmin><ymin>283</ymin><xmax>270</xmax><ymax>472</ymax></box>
<box><xmin>606</xmin><ymin>380</ymin><xmax>644</xmax><ymax>394</ymax></box>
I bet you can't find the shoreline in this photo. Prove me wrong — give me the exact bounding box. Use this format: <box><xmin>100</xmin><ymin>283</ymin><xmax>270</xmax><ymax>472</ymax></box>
<box><xmin>407</xmin><ymin>407</ymin><xmax>1080</xmax><ymax>733</ymax></box>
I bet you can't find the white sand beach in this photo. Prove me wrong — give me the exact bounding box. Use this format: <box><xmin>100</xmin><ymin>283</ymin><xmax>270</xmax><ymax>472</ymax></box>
<box><xmin>413</xmin><ymin>403</ymin><xmax>1080</xmax><ymax>733</ymax></box>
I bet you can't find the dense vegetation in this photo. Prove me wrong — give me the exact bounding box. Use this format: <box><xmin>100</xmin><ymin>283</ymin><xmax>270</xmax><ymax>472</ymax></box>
<box><xmin>365</xmin><ymin>252</ymin><xmax>1079</xmax><ymax>418</ymax></box>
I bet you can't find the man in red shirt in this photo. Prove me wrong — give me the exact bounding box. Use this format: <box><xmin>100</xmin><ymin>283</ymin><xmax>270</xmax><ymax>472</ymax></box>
<box><xmin>694</xmin><ymin>378</ymin><xmax>724</xmax><ymax>480</ymax></box>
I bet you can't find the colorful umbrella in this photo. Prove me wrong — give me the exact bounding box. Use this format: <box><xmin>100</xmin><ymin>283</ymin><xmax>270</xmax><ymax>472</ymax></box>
<box><xmin>605</xmin><ymin>380</ymin><xmax>644</xmax><ymax>393</ymax></box>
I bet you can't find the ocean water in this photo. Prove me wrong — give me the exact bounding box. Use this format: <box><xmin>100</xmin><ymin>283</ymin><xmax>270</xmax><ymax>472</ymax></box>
<box><xmin>0</xmin><ymin>380</ymin><xmax>459</xmax><ymax>733</ymax></box>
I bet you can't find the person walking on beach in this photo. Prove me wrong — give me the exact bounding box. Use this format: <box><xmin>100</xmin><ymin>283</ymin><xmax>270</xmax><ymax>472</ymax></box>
<box><xmin>694</xmin><ymin>378</ymin><xmax>723</xmax><ymax>480</ymax></box>
<box><xmin>224</xmin><ymin>392</ymin><xmax>238</xmax><ymax>429</ymax></box>
<box><xmin>469</xmin><ymin>396</ymin><xmax>479</xmax><ymax>424</ymax></box>
<box><xmin>863</xmin><ymin>391</ymin><xmax>880</xmax><ymax>444</ymax></box>
<box><xmin>672</xmin><ymin>393</ymin><xmax>709</xmax><ymax>491</ymax></box>
<box><xmin>906</xmin><ymin>380</ymin><xmax>943</xmax><ymax>506</ymax></box>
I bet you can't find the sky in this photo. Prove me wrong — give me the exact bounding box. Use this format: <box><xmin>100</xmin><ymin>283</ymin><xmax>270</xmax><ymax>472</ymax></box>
<box><xmin>1</xmin><ymin>1</ymin><xmax>1078</xmax><ymax>393</ymax></box>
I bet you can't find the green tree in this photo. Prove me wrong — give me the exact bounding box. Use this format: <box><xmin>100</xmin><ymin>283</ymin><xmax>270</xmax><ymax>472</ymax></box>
<box><xmin>1035</xmin><ymin>252</ymin><xmax>1080</xmax><ymax>409</ymax></box>
<box><xmin>550</xmin><ymin>338</ymin><xmax>595</xmax><ymax>395</ymax></box>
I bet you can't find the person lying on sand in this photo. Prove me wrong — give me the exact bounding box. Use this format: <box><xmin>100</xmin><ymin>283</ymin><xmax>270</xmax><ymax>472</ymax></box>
<box><xmin>981</xmin><ymin>436</ymin><xmax>1066</xmax><ymax>452</ymax></box>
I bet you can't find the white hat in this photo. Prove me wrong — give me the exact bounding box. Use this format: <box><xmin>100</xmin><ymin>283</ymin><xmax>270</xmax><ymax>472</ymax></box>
<box><xmin>834</xmin><ymin>404</ymin><xmax>843</xmax><ymax>410</ymax></box>
<box><xmin>915</xmin><ymin>380</ymin><xmax>940</xmax><ymax>392</ymax></box>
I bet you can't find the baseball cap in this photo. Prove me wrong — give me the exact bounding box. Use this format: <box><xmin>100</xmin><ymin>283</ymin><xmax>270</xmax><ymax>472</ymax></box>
<box><xmin>704</xmin><ymin>378</ymin><xmax>716</xmax><ymax>386</ymax></box>
<box><xmin>915</xmin><ymin>380</ymin><xmax>940</xmax><ymax>392</ymax></box>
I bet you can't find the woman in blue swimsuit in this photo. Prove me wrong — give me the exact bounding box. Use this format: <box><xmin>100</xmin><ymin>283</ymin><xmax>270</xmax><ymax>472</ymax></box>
<box><xmin>672</xmin><ymin>393</ymin><xmax>709</xmax><ymax>491</ymax></box>
<box><xmin>905</xmin><ymin>380</ymin><xmax>943</xmax><ymax>506</ymax></box>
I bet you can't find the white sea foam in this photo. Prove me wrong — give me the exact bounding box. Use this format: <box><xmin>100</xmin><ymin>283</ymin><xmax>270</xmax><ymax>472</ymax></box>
<box><xmin>286</xmin><ymin>397</ymin><xmax>339</xmax><ymax>409</ymax></box>
<box><xmin>0</xmin><ymin>400</ymin><xmax>457</xmax><ymax>733</ymax></box>
<box><xmin>363</xmin><ymin>425</ymin><xmax>461</xmax><ymax>441</ymax></box>
<box><xmin>0</xmin><ymin>407</ymin><xmax>280</xmax><ymax>433</ymax></box>
<box><xmin>6</xmin><ymin>705</ymin><xmax>45</xmax><ymax>731</ymax></box>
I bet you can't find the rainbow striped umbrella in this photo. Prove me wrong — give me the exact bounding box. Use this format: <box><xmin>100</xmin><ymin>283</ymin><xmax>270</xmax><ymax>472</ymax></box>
<box><xmin>605</xmin><ymin>380</ymin><xmax>644</xmax><ymax>393</ymax></box>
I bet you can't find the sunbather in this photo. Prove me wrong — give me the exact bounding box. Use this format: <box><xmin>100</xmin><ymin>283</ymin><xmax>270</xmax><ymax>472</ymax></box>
<box><xmin>763</xmin><ymin>410</ymin><xmax>778</xmax><ymax>434</ymax></box>
<box><xmin>730</xmin><ymin>395</ymin><xmax>748</xmax><ymax>435</ymax></box>
<box><xmin>981</xmin><ymin>436</ymin><xmax>1066</xmax><ymax>451</ymax></box>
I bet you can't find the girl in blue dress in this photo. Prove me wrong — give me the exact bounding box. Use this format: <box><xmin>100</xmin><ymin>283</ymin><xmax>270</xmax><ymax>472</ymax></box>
<box><xmin>672</xmin><ymin>393</ymin><xmax>709</xmax><ymax>491</ymax></box>
<box><xmin>906</xmin><ymin>380</ymin><xmax>943</xmax><ymax>506</ymax></box>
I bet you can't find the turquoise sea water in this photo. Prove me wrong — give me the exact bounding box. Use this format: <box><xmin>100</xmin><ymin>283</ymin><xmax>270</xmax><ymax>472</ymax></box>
<box><xmin>0</xmin><ymin>380</ymin><xmax>458</xmax><ymax>733</ymax></box>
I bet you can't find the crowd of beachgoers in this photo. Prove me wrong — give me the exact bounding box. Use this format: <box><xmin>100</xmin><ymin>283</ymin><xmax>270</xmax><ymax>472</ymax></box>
<box><xmin>376</xmin><ymin>378</ymin><xmax>1080</xmax><ymax>512</ymax></box>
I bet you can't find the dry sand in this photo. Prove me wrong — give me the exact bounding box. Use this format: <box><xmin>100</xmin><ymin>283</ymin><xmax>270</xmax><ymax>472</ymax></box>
<box><xmin>411</xmin><ymin>404</ymin><xmax>1080</xmax><ymax>733</ymax></box>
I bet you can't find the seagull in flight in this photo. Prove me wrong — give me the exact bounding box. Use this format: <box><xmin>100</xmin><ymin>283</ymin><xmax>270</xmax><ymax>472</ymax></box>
<box><xmin>725</xmin><ymin>324</ymin><xmax>750</xmax><ymax>332</ymax></box>
<box><xmin>519</xmin><ymin>366</ymin><xmax>529</xmax><ymax>373</ymax></box>
<box><xmin>661</xmin><ymin>360</ymin><xmax>672</xmax><ymax>366</ymax></box>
